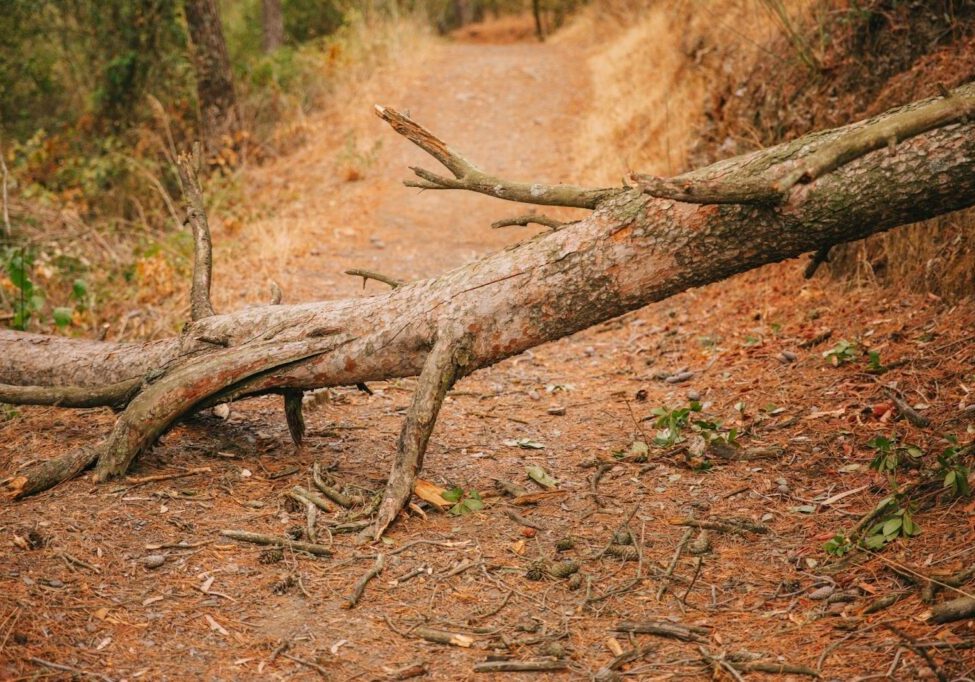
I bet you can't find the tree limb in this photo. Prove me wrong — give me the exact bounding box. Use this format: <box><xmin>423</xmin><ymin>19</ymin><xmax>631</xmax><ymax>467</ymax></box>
<box><xmin>491</xmin><ymin>214</ymin><xmax>563</xmax><ymax>230</ymax></box>
<box><xmin>374</xmin><ymin>105</ymin><xmax>622</xmax><ymax>209</ymax></box>
<box><xmin>175</xmin><ymin>146</ymin><xmax>216</xmax><ymax>321</ymax></box>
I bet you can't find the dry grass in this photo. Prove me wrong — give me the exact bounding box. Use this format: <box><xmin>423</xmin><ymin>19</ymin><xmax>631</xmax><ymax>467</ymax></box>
<box><xmin>567</xmin><ymin>0</ymin><xmax>817</xmax><ymax>182</ymax></box>
<box><xmin>201</xmin><ymin>13</ymin><xmax>439</xmax><ymax>314</ymax></box>
<box><xmin>567</xmin><ymin>0</ymin><xmax>974</xmax><ymax>298</ymax></box>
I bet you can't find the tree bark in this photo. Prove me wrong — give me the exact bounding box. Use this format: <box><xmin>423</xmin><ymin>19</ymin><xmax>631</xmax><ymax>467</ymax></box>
<box><xmin>184</xmin><ymin>0</ymin><xmax>242</xmax><ymax>155</ymax></box>
<box><xmin>2</xmin><ymin>84</ymin><xmax>974</xmax><ymax>533</ymax></box>
<box><xmin>262</xmin><ymin>0</ymin><xmax>285</xmax><ymax>53</ymax></box>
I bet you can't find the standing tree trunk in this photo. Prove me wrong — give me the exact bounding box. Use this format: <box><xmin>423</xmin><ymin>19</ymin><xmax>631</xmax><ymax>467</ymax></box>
<box><xmin>184</xmin><ymin>0</ymin><xmax>242</xmax><ymax>156</ymax></box>
<box><xmin>262</xmin><ymin>0</ymin><xmax>285</xmax><ymax>53</ymax></box>
<box><xmin>2</xmin><ymin>85</ymin><xmax>974</xmax><ymax>537</ymax></box>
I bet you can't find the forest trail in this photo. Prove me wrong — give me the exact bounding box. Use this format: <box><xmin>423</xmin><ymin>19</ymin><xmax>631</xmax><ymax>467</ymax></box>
<box><xmin>4</xmin><ymin>22</ymin><xmax>975</xmax><ymax>682</ymax></box>
<box><xmin>231</xmin><ymin>37</ymin><xmax>591</xmax><ymax>306</ymax></box>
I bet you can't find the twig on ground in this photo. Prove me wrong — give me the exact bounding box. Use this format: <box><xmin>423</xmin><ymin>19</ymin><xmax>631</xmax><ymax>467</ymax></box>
<box><xmin>289</xmin><ymin>485</ymin><xmax>336</xmax><ymax>513</ymax></box>
<box><xmin>385</xmin><ymin>661</ymin><xmax>429</xmax><ymax>679</ymax></box>
<box><xmin>411</xmin><ymin>627</ymin><xmax>475</xmax><ymax>647</ymax></box>
<box><xmin>681</xmin><ymin>556</ymin><xmax>703</xmax><ymax>604</ymax></box>
<box><xmin>388</xmin><ymin>538</ymin><xmax>471</xmax><ymax>556</ymax></box>
<box><xmin>27</xmin><ymin>657</ymin><xmax>114</xmax><ymax>682</ymax></box>
<box><xmin>884</xmin><ymin>388</ymin><xmax>931</xmax><ymax>427</ymax></box>
<box><xmin>311</xmin><ymin>462</ymin><xmax>364</xmax><ymax>508</ymax></box>
<box><xmin>657</xmin><ymin>528</ymin><xmax>693</xmax><ymax>601</ymax></box>
<box><xmin>614</xmin><ymin>620</ymin><xmax>709</xmax><ymax>643</ymax></box>
<box><xmin>123</xmin><ymin>467</ymin><xmax>211</xmax><ymax>487</ymax></box>
<box><xmin>219</xmin><ymin>530</ymin><xmax>333</xmax><ymax>557</ymax></box>
<box><xmin>505</xmin><ymin>508</ymin><xmax>546</xmax><ymax>530</ymax></box>
<box><xmin>472</xmin><ymin>659</ymin><xmax>568</xmax><ymax>673</ymax></box>
<box><xmin>281</xmin><ymin>652</ymin><xmax>329</xmax><ymax>678</ymax></box>
<box><xmin>344</xmin><ymin>553</ymin><xmax>385</xmax><ymax>609</ymax></box>
<box><xmin>469</xmin><ymin>590</ymin><xmax>514</xmax><ymax>622</ymax></box>
<box><xmin>883</xmin><ymin>623</ymin><xmax>947</xmax><ymax>682</ymax></box>
<box><xmin>589</xmin><ymin>461</ymin><xmax>615</xmax><ymax>508</ymax></box>
<box><xmin>699</xmin><ymin>647</ymin><xmax>746</xmax><ymax>682</ymax></box>
<box><xmin>669</xmin><ymin>517</ymin><xmax>769</xmax><ymax>536</ymax></box>
<box><xmin>60</xmin><ymin>552</ymin><xmax>102</xmax><ymax>574</ymax></box>
<box><xmin>799</xmin><ymin>329</ymin><xmax>833</xmax><ymax>349</ymax></box>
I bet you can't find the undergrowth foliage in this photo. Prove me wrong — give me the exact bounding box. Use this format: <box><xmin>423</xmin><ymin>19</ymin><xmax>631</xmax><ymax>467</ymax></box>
<box><xmin>0</xmin><ymin>1</ymin><xmax>445</xmax><ymax>336</ymax></box>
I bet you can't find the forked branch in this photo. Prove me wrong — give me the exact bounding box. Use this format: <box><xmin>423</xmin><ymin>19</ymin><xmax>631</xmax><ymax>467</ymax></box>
<box><xmin>374</xmin><ymin>105</ymin><xmax>622</xmax><ymax>210</ymax></box>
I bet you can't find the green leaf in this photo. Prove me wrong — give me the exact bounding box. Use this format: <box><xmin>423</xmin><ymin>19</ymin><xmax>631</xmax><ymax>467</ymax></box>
<box><xmin>72</xmin><ymin>279</ymin><xmax>88</xmax><ymax>300</ymax></box>
<box><xmin>863</xmin><ymin>533</ymin><xmax>887</xmax><ymax>549</ymax></box>
<box><xmin>881</xmin><ymin>517</ymin><xmax>902</xmax><ymax>537</ymax></box>
<box><xmin>442</xmin><ymin>486</ymin><xmax>463</xmax><ymax>503</ymax></box>
<box><xmin>53</xmin><ymin>307</ymin><xmax>73</xmax><ymax>328</ymax></box>
<box><xmin>462</xmin><ymin>497</ymin><xmax>484</xmax><ymax>513</ymax></box>
<box><xmin>526</xmin><ymin>465</ymin><xmax>558</xmax><ymax>489</ymax></box>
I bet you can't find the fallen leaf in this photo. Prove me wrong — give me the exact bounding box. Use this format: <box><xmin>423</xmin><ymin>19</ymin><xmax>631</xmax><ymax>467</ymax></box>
<box><xmin>504</xmin><ymin>438</ymin><xmax>545</xmax><ymax>449</ymax></box>
<box><xmin>526</xmin><ymin>465</ymin><xmax>559</xmax><ymax>489</ymax></box>
<box><xmin>414</xmin><ymin>479</ymin><xmax>451</xmax><ymax>509</ymax></box>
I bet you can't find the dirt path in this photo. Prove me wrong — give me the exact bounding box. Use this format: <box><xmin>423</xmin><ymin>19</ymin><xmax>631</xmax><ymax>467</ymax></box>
<box><xmin>228</xmin><ymin>39</ymin><xmax>590</xmax><ymax>308</ymax></box>
<box><xmin>4</xmin><ymin>29</ymin><xmax>975</xmax><ymax>682</ymax></box>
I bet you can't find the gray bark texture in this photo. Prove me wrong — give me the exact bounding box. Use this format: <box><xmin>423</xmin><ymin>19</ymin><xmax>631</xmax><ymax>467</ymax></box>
<box><xmin>262</xmin><ymin>0</ymin><xmax>285</xmax><ymax>52</ymax></box>
<box><xmin>185</xmin><ymin>0</ymin><xmax>242</xmax><ymax>154</ymax></box>
<box><xmin>2</xmin><ymin>83</ymin><xmax>974</xmax><ymax>536</ymax></box>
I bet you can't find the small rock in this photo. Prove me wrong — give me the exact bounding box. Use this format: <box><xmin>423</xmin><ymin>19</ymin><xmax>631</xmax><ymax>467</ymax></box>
<box><xmin>665</xmin><ymin>371</ymin><xmax>695</xmax><ymax>384</ymax></box>
<box><xmin>547</xmin><ymin>405</ymin><xmax>566</xmax><ymax>416</ymax></box>
<box><xmin>212</xmin><ymin>404</ymin><xmax>231</xmax><ymax>420</ymax></box>
<box><xmin>143</xmin><ymin>555</ymin><xmax>166</xmax><ymax>569</ymax></box>
<box><xmin>687</xmin><ymin>389</ymin><xmax>701</xmax><ymax>401</ymax></box>
<box><xmin>778</xmin><ymin>351</ymin><xmax>798</xmax><ymax>363</ymax></box>
<box><xmin>527</xmin><ymin>389</ymin><xmax>541</xmax><ymax>401</ymax></box>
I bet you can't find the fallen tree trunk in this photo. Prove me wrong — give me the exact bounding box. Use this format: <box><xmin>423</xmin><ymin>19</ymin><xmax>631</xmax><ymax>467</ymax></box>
<box><xmin>2</xmin><ymin>83</ymin><xmax>974</xmax><ymax>538</ymax></box>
